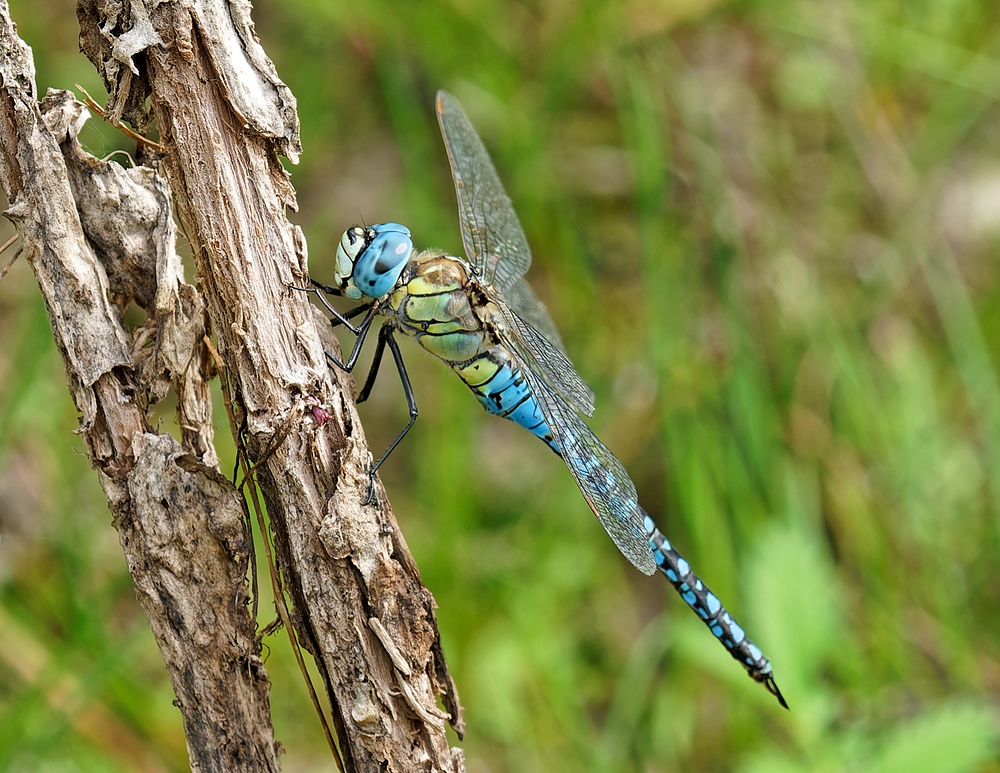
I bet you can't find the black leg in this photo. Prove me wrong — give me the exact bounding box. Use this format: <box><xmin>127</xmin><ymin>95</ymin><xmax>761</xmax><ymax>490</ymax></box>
<box><xmin>371</xmin><ymin>329</ymin><xmax>419</xmax><ymax>472</ymax></box>
<box><xmin>356</xmin><ymin>324</ymin><xmax>390</xmax><ymax>404</ymax></box>
<box><xmin>299</xmin><ymin>282</ymin><xmax>418</xmax><ymax>505</ymax></box>
<box><xmin>293</xmin><ymin>282</ymin><xmax>381</xmax><ymax>370</ymax></box>
<box><xmin>293</xmin><ymin>281</ymin><xmax>376</xmax><ymax>335</ymax></box>
<box><xmin>309</xmin><ymin>278</ymin><xmax>341</xmax><ymax>295</ymax></box>
<box><xmin>362</xmin><ymin>328</ymin><xmax>418</xmax><ymax>505</ymax></box>
<box><xmin>327</xmin><ymin>301</ymin><xmax>375</xmax><ymax>331</ymax></box>
<box><xmin>323</xmin><ymin>303</ymin><xmax>379</xmax><ymax>372</ymax></box>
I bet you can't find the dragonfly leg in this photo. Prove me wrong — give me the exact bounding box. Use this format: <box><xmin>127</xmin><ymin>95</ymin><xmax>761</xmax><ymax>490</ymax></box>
<box><xmin>326</xmin><ymin>301</ymin><xmax>375</xmax><ymax>332</ymax></box>
<box><xmin>309</xmin><ymin>278</ymin><xmax>341</xmax><ymax>296</ymax></box>
<box><xmin>293</xmin><ymin>281</ymin><xmax>377</xmax><ymax>335</ymax></box>
<box><xmin>356</xmin><ymin>323</ymin><xmax>389</xmax><ymax>405</ymax></box>
<box><xmin>319</xmin><ymin>304</ymin><xmax>379</xmax><ymax>372</ymax></box>
<box><xmin>360</xmin><ymin>327</ymin><xmax>418</xmax><ymax>505</ymax></box>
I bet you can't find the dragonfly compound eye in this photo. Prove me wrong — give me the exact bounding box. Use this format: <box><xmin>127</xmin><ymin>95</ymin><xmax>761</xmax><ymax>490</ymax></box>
<box><xmin>352</xmin><ymin>222</ymin><xmax>413</xmax><ymax>299</ymax></box>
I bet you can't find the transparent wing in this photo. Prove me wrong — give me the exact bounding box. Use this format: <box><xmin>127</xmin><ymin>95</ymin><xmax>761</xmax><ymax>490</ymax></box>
<box><xmin>514</xmin><ymin>354</ymin><xmax>656</xmax><ymax>576</ymax></box>
<box><xmin>436</xmin><ymin>91</ymin><xmax>594</xmax><ymax>412</ymax></box>
<box><xmin>435</xmin><ymin>90</ymin><xmax>531</xmax><ymax>294</ymax></box>
<box><xmin>494</xmin><ymin>324</ymin><xmax>652</xmax><ymax>573</ymax></box>
<box><xmin>504</xmin><ymin>277</ymin><xmax>567</xmax><ymax>355</ymax></box>
<box><xmin>496</xmin><ymin>299</ymin><xmax>595</xmax><ymax>417</ymax></box>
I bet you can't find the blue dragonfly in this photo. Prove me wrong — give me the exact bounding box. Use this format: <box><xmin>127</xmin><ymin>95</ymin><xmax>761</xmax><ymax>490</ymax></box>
<box><xmin>308</xmin><ymin>90</ymin><xmax>786</xmax><ymax>709</ymax></box>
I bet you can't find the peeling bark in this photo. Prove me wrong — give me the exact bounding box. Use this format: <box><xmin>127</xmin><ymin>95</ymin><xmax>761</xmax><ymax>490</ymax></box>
<box><xmin>1</xmin><ymin>0</ymin><xmax>465</xmax><ymax>770</ymax></box>
<box><xmin>0</xmin><ymin>10</ymin><xmax>284</xmax><ymax>765</ymax></box>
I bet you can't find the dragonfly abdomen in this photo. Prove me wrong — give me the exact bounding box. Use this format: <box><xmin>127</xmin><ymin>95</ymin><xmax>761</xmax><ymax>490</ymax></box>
<box><xmin>644</xmin><ymin>513</ymin><xmax>787</xmax><ymax>708</ymax></box>
<box><xmin>455</xmin><ymin>354</ymin><xmax>558</xmax><ymax>451</ymax></box>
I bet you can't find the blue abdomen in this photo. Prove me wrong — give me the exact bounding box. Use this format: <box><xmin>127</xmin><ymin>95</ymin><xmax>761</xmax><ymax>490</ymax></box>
<box><xmin>456</xmin><ymin>355</ymin><xmax>558</xmax><ymax>452</ymax></box>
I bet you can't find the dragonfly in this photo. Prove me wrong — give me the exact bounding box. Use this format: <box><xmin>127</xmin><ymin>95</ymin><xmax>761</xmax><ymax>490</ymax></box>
<box><xmin>307</xmin><ymin>90</ymin><xmax>787</xmax><ymax>709</ymax></box>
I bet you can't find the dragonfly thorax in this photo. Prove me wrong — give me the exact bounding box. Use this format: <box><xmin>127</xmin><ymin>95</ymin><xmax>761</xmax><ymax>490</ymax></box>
<box><xmin>334</xmin><ymin>222</ymin><xmax>414</xmax><ymax>300</ymax></box>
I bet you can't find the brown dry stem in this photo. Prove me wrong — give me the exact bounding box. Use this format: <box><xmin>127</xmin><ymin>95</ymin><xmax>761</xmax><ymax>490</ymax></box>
<box><xmin>1</xmin><ymin>0</ymin><xmax>464</xmax><ymax>770</ymax></box>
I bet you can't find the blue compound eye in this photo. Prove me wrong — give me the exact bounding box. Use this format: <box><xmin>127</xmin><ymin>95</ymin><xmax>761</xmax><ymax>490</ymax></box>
<box><xmin>353</xmin><ymin>222</ymin><xmax>412</xmax><ymax>298</ymax></box>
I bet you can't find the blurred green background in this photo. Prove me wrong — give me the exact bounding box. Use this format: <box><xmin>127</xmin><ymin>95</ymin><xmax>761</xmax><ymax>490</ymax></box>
<box><xmin>3</xmin><ymin>0</ymin><xmax>1000</xmax><ymax>771</ymax></box>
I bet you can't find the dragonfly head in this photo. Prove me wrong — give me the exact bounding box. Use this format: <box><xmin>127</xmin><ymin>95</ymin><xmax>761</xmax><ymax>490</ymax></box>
<box><xmin>334</xmin><ymin>222</ymin><xmax>413</xmax><ymax>300</ymax></box>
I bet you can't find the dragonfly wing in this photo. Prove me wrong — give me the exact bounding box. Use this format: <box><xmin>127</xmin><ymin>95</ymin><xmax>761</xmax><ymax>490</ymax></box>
<box><xmin>504</xmin><ymin>277</ymin><xmax>567</xmax><ymax>355</ymax></box>
<box><xmin>497</xmin><ymin>300</ymin><xmax>596</xmax><ymax>417</ymax></box>
<box><xmin>435</xmin><ymin>90</ymin><xmax>531</xmax><ymax>294</ymax></box>
<box><xmin>512</xmin><ymin>351</ymin><xmax>655</xmax><ymax>575</ymax></box>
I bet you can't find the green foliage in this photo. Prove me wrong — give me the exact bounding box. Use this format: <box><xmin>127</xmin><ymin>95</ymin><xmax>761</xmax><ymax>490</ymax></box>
<box><xmin>3</xmin><ymin>0</ymin><xmax>1000</xmax><ymax>770</ymax></box>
